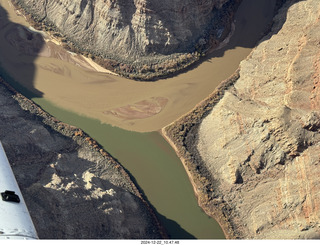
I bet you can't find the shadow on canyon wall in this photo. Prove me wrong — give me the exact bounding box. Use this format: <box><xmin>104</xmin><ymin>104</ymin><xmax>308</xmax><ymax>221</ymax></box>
<box><xmin>0</xmin><ymin>4</ymin><xmax>44</xmax><ymax>98</ymax></box>
<box><xmin>0</xmin><ymin>4</ymin><xmax>196</xmax><ymax>239</ymax></box>
<box><xmin>0</xmin><ymin>0</ymin><xmax>306</xmax><ymax>94</ymax></box>
<box><xmin>0</xmin><ymin>0</ymin><xmax>306</xmax><ymax>239</ymax></box>
<box><xmin>177</xmin><ymin>0</ymin><xmax>306</xmax><ymax>77</ymax></box>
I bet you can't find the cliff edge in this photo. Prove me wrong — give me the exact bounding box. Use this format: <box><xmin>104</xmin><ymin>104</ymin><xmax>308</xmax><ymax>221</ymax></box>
<box><xmin>164</xmin><ymin>0</ymin><xmax>320</xmax><ymax>239</ymax></box>
<box><xmin>12</xmin><ymin>0</ymin><xmax>241</xmax><ymax>79</ymax></box>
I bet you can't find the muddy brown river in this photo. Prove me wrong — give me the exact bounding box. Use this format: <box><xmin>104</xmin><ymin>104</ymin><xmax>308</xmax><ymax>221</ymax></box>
<box><xmin>0</xmin><ymin>0</ymin><xmax>276</xmax><ymax>239</ymax></box>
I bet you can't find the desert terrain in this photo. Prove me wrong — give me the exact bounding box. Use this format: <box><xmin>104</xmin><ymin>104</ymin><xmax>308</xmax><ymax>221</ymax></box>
<box><xmin>0</xmin><ymin>0</ymin><xmax>276</xmax><ymax>132</ymax></box>
<box><xmin>0</xmin><ymin>78</ymin><xmax>165</xmax><ymax>239</ymax></box>
<box><xmin>1</xmin><ymin>0</ymin><xmax>314</xmax><ymax>240</ymax></box>
<box><xmin>164</xmin><ymin>0</ymin><xmax>320</xmax><ymax>239</ymax></box>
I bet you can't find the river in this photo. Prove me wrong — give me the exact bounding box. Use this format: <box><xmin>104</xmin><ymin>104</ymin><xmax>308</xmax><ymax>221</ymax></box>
<box><xmin>0</xmin><ymin>0</ymin><xmax>276</xmax><ymax>239</ymax></box>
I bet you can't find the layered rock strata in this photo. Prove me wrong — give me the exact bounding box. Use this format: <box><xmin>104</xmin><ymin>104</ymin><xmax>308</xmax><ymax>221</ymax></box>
<box><xmin>164</xmin><ymin>0</ymin><xmax>320</xmax><ymax>239</ymax></box>
<box><xmin>0</xmin><ymin>78</ymin><xmax>165</xmax><ymax>239</ymax></box>
<box><xmin>12</xmin><ymin>0</ymin><xmax>241</xmax><ymax>79</ymax></box>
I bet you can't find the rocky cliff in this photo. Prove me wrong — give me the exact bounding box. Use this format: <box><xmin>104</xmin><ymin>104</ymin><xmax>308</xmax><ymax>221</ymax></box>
<box><xmin>0</xmin><ymin>79</ymin><xmax>165</xmax><ymax>239</ymax></box>
<box><xmin>12</xmin><ymin>0</ymin><xmax>241</xmax><ymax>79</ymax></box>
<box><xmin>164</xmin><ymin>0</ymin><xmax>320</xmax><ymax>239</ymax></box>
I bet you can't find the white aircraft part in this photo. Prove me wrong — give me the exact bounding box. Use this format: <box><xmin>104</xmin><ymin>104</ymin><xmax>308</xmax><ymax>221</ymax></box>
<box><xmin>0</xmin><ymin>142</ymin><xmax>38</xmax><ymax>240</ymax></box>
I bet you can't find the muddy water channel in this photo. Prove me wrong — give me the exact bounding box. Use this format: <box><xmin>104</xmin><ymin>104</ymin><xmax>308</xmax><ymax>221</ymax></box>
<box><xmin>0</xmin><ymin>0</ymin><xmax>277</xmax><ymax>239</ymax></box>
<box><xmin>31</xmin><ymin>98</ymin><xmax>225</xmax><ymax>238</ymax></box>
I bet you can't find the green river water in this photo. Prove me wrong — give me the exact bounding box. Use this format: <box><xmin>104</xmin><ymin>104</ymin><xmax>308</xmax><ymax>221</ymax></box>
<box><xmin>31</xmin><ymin>98</ymin><xmax>224</xmax><ymax>239</ymax></box>
<box><xmin>0</xmin><ymin>0</ymin><xmax>279</xmax><ymax>239</ymax></box>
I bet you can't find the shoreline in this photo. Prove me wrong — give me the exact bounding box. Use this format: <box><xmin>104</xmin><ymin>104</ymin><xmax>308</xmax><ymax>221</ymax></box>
<box><xmin>160</xmin><ymin>68</ymin><xmax>242</xmax><ymax>239</ymax></box>
<box><xmin>1</xmin><ymin>0</ymin><xmax>270</xmax><ymax>133</ymax></box>
<box><xmin>0</xmin><ymin>76</ymin><xmax>168</xmax><ymax>239</ymax></box>
<box><xmin>10</xmin><ymin>0</ymin><xmax>119</xmax><ymax>76</ymax></box>
<box><xmin>0</xmin><ymin>0</ymin><xmax>285</xmax><ymax>238</ymax></box>
<box><xmin>160</xmin><ymin>128</ymin><xmax>232</xmax><ymax>239</ymax></box>
<box><xmin>159</xmin><ymin>0</ymin><xmax>288</xmax><ymax>238</ymax></box>
<box><xmin>7</xmin><ymin>1</ymin><xmax>251</xmax><ymax>237</ymax></box>
<box><xmin>10</xmin><ymin>0</ymin><xmax>239</xmax><ymax>82</ymax></box>
<box><xmin>161</xmin><ymin>0</ymin><xmax>320</xmax><ymax>239</ymax></box>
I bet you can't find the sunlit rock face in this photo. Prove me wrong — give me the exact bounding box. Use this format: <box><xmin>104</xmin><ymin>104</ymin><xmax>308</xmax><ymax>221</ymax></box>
<box><xmin>197</xmin><ymin>0</ymin><xmax>320</xmax><ymax>239</ymax></box>
<box><xmin>14</xmin><ymin>0</ymin><xmax>239</xmax><ymax>62</ymax></box>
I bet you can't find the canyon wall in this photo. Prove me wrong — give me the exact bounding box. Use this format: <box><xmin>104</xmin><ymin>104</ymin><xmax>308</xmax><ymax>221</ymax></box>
<box><xmin>0</xmin><ymin>79</ymin><xmax>165</xmax><ymax>239</ymax></box>
<box><xmin>164</xmin><ymin>0</ymin><xmax>320</xmax><ymax>239</ymax></box>
<box><xmin>196</xmin><ymin>0</ymin><xmax>320</xmax><ymax>238</ymax></box>
<box><xmin>12</xmin><ymin>0</ymin><xmax>241</xmax><ymax>79</ymax></box>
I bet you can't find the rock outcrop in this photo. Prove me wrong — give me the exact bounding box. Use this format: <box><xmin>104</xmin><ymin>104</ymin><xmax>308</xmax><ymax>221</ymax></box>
<box><xmin>0</xmin><ymin>79</ymin><xmax>165</xmax><ymax>239</ymax></box>
<box><xmin>164</xmin><ymin>0</ymin><xmax>320</xmax><ymax>239</ymax></box>
<box><xmin>12</xmin><ymin>0</ymin><xmax>241</xmax><ymax>79</ymax></box>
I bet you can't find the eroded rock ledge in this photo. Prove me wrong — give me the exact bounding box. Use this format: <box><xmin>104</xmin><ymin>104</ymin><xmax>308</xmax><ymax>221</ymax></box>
<box><xmin>11</xmin><ymin>0</ymin><xmax>241</xmax><ymax>80</ymax></box>
<box><xmin>0</xmin><ymin>78</ymin><xmax>166</xmax><ymax>239</ymax></box>
<box><xmin>164</xmin><ymin>0</ymin><xmax>320</xmax><ymax>239</ymax></box>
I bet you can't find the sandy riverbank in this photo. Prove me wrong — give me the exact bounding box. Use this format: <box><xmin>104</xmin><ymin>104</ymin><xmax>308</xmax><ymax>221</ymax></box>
<box><xmin>0</xmin><ymin>0</ymin><xmax>276</xmax><ymax>133</ymax></box>
<box><xmin>0</xmin><ymin>0</ymin><xmax>283</xmax><ymax>239</ymax></box>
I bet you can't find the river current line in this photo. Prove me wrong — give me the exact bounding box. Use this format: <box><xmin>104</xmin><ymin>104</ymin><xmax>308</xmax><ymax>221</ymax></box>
<box><xmin>0</xmin><ymin>0</ymin><xmax>278</xmax><ymax>239</ymax></box>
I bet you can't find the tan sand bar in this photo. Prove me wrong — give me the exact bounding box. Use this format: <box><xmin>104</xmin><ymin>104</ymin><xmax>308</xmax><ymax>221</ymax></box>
<box><xmin>0</xmin><ymin>0</ymin><xmax>276</xmax><ymax>132</ymax></box>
